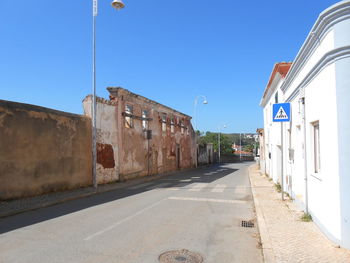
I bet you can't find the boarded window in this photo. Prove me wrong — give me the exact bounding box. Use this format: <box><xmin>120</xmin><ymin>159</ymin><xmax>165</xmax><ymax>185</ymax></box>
<box><xmin>125</xmin><ymin>104</ymin><xmax>133</xmax><ymax>128</ymax></box>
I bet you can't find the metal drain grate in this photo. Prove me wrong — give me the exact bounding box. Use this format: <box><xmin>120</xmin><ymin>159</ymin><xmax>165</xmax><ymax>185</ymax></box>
<box><xmin>241</xmin><ymin>220</ymin><xmax>254</xmax><ymax>228</ymax></box>
<box><xmin>159</xmin><ymin>249</ymin><xmax>203</xmax><ymax>263</ymax></box>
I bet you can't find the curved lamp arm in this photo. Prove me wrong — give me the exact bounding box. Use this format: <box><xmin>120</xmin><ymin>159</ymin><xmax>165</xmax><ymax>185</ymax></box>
<box><xmin>193</xmin><ymin>95</ymin><xmax>208</xmax><ymax>131</ymax></box>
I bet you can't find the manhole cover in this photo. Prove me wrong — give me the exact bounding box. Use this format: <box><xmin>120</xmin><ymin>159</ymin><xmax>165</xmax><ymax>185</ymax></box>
<box><xmin>159</xmin><ymin>249</ymin><xmax>203</xmax><ymax>263</ymax></box>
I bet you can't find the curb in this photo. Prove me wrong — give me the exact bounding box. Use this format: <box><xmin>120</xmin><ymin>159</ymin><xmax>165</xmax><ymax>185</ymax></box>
<box><xmin>248</xmin><ymin>164</ymin><xmax>276</xmax><ymax>263</ymax></box>
<box><xmin>0</xmin><ymin>190</ymin><xmax>97</xmax><ymax>218</ymax></box>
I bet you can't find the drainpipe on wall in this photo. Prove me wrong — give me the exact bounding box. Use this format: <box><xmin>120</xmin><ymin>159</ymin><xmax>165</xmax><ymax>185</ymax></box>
<box><xmin>301</xmin><ymin>96</ymin><xmax>309</xmax><ymax>214</ymax></box>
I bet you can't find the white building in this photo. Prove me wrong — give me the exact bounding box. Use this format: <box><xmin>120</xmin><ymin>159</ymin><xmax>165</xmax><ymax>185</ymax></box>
<box><xmin>260</xmin><ymin>0</ymin><xmax>350</xmax><ymax>249</ymax></box>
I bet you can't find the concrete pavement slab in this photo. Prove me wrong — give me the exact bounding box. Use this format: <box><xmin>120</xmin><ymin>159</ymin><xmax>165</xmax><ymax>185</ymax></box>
<box><xmin>249</xmin><ymin>164</ymin><xmax>350</xmax><ymax>263</ymax></box>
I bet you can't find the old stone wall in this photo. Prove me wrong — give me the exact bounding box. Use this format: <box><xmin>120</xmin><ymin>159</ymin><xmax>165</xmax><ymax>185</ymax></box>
<box><xmin>220</xmin><ymin>153</ymin><xmax>254</xmax><ymax>163</ymax></box>
<box><xmin>0</xmin><ymin>100</ymin><xmax>92</xmax><ymax>200</ymax></box>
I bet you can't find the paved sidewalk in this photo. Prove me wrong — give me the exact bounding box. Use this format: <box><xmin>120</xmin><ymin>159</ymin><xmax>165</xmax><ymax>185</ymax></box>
<box><xmin>249</xmin><ymin>164</ymin><xmax>350</xmax><ymax>263</ymax></box>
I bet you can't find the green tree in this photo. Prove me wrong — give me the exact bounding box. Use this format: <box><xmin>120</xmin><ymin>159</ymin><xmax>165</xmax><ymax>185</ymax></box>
<box><xmin>243</xmin><ymin>144</ymin><xmax>254</xmax><ymax>152</ymax></box>
<box><xmin>199</xmin><ymin>132</ymin><xmax>233</xmax><ymax>154</ymax></box>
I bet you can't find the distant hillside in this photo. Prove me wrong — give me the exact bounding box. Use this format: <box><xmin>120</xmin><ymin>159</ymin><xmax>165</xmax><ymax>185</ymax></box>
<box><xmin>224</xmin><ymin>133</ymin><xmax>258</xmax><ymax>146</ymax></box>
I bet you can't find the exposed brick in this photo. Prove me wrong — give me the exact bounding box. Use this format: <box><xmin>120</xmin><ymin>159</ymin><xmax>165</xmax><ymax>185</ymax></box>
<box><xmin>97</xmin><ymin>143</ymin><xmax>115</xmax><ymax>169</ymax></box>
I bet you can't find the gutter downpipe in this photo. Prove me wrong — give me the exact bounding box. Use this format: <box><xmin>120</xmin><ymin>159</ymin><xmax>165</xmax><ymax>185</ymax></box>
<box><xmin>301</xmin><ymin>96</ymin><xmax>309</xmax><ymax>214</ymax></box>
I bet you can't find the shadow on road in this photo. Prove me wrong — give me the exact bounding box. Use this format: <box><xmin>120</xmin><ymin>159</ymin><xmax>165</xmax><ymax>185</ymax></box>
<box><xmin>0</xmin><ymin>164</ymin><xmax>241</xmax><ymax>234</ymax></box>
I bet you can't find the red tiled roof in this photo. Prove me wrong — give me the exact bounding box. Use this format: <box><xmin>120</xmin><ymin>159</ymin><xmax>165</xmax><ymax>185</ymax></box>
<box><xmin>262</xmin><ymin>62</ymin><xmax>292</xmax><ymax>99</ymax></box>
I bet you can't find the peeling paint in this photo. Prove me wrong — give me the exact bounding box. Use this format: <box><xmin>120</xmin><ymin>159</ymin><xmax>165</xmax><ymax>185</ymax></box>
<box><xmin>97</xmin><ymin>143</ymin><xmax>115</xmax><ymax>168</ymax></box>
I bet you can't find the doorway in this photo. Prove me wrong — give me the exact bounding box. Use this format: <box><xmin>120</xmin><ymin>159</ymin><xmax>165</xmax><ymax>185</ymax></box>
<box><xmin>176</xmin><ymin>144</ymin><xmax>180</xmax><ymax>169</ymax></box>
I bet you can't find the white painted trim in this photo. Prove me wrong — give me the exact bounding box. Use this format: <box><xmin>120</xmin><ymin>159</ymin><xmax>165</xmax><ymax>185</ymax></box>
<box><xmin>285</xmin><ymin>46</ymin><xmax>350</xmax><ymax>102</ymax></box>
<box><xmin>281</xmin><ymin>1</ymin><xmax>350</xmax><ymax>94</ymax></box>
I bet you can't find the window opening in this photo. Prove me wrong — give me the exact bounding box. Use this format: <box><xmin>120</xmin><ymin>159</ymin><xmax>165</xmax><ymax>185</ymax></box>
<box><xmin>180</xmin><ymin>120</ymin><xmax>184</xmax><ymax>134</ymax></box>
<box><xmin>313</xmin><ymin>122</ymin><xmax>320</xmax><ymax>173</ymax></box>
<box><xmin>161</xmin><ymin>113</ymin><xmax>167</xmax><ymax>132</ymax></box>
<box><xmin>125</xmin><ymin>104</ymin><xmax>133</xmax><ymax>128</ymax></box>
<box><xmin>170</xmin><ymin>117</ymin><xmax>175</xmax><ymax>133</ymax></box>
<box><xmin>142</xmin><ymin>110</ymin><xmax>149</xmax><ymax>130</ymax></box>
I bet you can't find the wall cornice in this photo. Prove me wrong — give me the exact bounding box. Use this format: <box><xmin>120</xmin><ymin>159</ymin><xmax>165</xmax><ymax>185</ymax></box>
<box><xmin>281</xmin><ymin>1</ymin><xmax>350</xmax><ymax>94</ymax></box>
<box><xmin>286</xmin><ymin>46</ymin><xmax>350</xmax><ymax>102</ymax></box>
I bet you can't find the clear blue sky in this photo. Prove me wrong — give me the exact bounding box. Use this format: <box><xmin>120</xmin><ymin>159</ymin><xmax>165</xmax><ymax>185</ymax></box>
<box><xmin>0</xmin><ymin>0</ymin><xmax>340</xmax><ymax>133</ymax></box>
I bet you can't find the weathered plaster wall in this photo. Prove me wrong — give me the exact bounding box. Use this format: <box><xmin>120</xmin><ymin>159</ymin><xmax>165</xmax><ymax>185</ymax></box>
<box><xmin>197</xmin><ymin>143</ymin><xmax>213</xmax><ymax>165</ymax></box>
<box><xmin>83</xmin><ymin>96</ymin><xmax>119</xmax><ymax>184</ymax></box>
<box><xmin>0</xmin><ymin>100</ymin><xmax>92</xmax><ymax>200</ymax></box>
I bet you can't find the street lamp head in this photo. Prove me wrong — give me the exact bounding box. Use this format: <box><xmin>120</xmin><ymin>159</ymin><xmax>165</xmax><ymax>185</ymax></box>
<box><xmin>203</xmin><ymin>100</ymin><xmax>208</xmax><ymax>104</ymax></box>
<box><xmin>111</xmin><ymin>0</ymin><xmax>125</xmax><ymax>10</ymax></box>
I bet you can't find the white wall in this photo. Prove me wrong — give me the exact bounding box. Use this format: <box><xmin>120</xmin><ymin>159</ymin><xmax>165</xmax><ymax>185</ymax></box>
<box><xmin>83</xmin><ymin>96</ymin><xmax>119</xmax><ymax>184</ymax></box>
<box><xmin>261</xmin><ymin>0</ymin><xmax>350</xmax><ymax>249</ymax></box>
<box><xmin>304</xmin><ymin>63</ymin><xmax>341</xmax><ymax>240</ymax></box>
<box><xmin>287</xmin><ymin>99</ymin><xmax>304</xmax><ymax>203</ymax></box>
<box><xmin>262</xmin><ymin>78</ymin><xmax>284</xmax><ymax>184</ymax></box>
<box><xmin>335</xmin><ymin>56</ymin><xmax>350</xmax><ymax>248</ymax></box>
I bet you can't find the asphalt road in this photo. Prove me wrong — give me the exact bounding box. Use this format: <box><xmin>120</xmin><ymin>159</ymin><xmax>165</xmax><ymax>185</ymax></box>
<box><xmin>0</xmin><ymin>163</ymin><xmax>263</xmax><ymax>263</ymax></box>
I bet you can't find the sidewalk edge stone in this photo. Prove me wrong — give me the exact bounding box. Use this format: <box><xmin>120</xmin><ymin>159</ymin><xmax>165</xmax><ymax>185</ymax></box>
<box><xmin>248</xmin><ymin>164</ymin><xmax>276</xmax><ymax>263</ymax></box>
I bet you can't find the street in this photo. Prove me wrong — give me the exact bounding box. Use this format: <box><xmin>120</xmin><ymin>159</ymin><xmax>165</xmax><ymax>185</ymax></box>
<box><xmin>0</xmin><ymin>163</ymin><xmax>263</xmax><ymax>263</ymax></box>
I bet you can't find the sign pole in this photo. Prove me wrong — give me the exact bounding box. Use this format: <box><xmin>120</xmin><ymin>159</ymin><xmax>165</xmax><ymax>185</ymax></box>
<box><xmin>281</xmin><ymin>122</ymin><xmax>284</xmax><ymax>201</ymax></box>
<box><xmin>273</xmin><ymin>102</ymin><xmax>290</xmax><ymax>201</ymax></box>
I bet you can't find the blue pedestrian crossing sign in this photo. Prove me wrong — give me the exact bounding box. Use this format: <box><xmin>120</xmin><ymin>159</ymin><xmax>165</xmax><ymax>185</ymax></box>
<box><xmin>273</xmin><ymin>103</ymin><xmax>291</xmax><ymax>122</ymax></box>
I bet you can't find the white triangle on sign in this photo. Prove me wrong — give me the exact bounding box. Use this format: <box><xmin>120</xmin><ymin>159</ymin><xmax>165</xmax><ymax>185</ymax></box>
<box><xmin>274</xmin><ymin>106</ymin><xmax>288</xmax><ymax>120</ymax></box>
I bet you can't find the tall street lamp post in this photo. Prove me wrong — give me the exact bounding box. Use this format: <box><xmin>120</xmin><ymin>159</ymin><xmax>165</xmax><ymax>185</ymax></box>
<box><xmin>92</xmin><ymin>0</ymin><xmax>125</xmax><ymax>188</ymax></box>
<box><xmin>193</xmin><ymin>95</ymin><xmax>208</xmax><ymax>132</ymax></box>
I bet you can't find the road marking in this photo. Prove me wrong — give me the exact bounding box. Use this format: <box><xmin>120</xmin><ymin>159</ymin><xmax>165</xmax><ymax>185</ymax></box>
<box><xmin>84</xmin><ymin>199</ymin><xmax>165</xmax><ymax>241</ymax></box>
<box><xmin>188</xmin><ymin>183</ymin><xmax>208</xmax><ymax>191</ymax></box>
<box><xmin>168</xmin><ymin>196</ymin><xmax>246</xmax><ymax>204</ymax></box>
<box><xmin>128</xmin><ymin>182</ymin><xmax>153</xmax><ymax>190</ymax></box>
<box><xmin>211</xmin><ymin>184</ymin><xmax>227</xmax><ymax>193</ymax></box>
<box><xmin>161</xmin><ymin>179</ymin><xmax>179</xmax><ymax>181</ymax></box>
<box><xmin>146</xmin><ymin>183</ymin><xmax>170</xmax><ymax>190</ymax></box>
<box><xmin>168</xmin><ymin>187</ymin><xmax>179</xmax><ymax>191</ymax></box>
<box><xmin>234</xmin><ymin>186</ymin><xmax>247</xmax><ymax>194</ymax></box>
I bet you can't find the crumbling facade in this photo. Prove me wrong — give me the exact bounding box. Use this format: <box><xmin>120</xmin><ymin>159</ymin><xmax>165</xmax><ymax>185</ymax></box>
<box><xmin>83</xmin><ymin>87</ymin><xmax>197</xmax><ymax>183</ymax></box>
